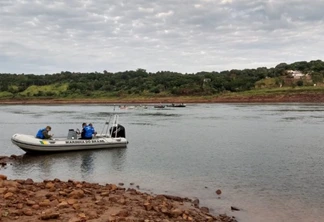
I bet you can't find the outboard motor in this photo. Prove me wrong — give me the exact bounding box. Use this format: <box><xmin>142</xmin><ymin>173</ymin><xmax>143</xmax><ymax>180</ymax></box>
<box><xmin>109</xmin><ymin>124</ymin><xmax>126</xmax><ymax>138</ymax></box>
<box><xmin>67</xmin><ymin>129</ymin><xmax>77</xmax><ymax>139</ymax></box>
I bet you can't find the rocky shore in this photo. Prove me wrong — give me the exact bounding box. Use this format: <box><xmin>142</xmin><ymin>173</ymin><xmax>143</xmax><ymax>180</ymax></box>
<box><xmin>0</xmin><ymin>156</ymin><xmax>237</xmax><ymax>222</ymax></box>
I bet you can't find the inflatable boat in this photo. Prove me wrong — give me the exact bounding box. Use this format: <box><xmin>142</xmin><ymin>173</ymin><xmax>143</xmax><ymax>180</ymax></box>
<box><xmin>11</xmin><ymin>115</ymin><xmax>128</xmax><ymax>154</ymax></box>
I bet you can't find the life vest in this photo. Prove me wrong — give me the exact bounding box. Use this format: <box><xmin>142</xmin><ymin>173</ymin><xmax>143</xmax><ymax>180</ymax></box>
<box><xmin>84</xmin><ymin>125</ymin><xmax>93</xmax><ymax>139</ymax></box>
<box><xmin>36</xmin><ymin>128</ymin><xmax>45</xmax><ymax>139</ymax></box>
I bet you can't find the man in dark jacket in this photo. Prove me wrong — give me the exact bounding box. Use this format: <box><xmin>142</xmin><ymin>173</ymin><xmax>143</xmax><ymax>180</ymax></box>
<box><xmin>80</xmin><ymin>123</ymin><xmax>87</xmax><ymax>139</ymax></box>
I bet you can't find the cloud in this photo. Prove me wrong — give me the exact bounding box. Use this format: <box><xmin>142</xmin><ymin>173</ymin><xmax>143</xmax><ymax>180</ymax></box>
<box><xmin>0</xmin><ymin>0</ymin><xmax>324</xmax><ymax>74</ymax></box>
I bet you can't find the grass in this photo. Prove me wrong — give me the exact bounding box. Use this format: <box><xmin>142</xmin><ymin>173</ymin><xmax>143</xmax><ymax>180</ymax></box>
<box><xmin>19</xmin><ymin>83</ymin><xmax>68</xmax><ymax>96</ymax></box>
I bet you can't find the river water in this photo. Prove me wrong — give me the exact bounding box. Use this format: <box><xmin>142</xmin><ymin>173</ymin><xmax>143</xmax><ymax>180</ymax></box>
<box><xmin>0</xmin><ymin>103</ymin><xmax>324</xmax><ymax>222</ymax></box>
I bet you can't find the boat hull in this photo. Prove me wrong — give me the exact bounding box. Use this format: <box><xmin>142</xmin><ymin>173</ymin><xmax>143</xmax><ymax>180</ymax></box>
<box><xmin>11</xmin><ymin>134</ymin><xmax>128</xmax><ymax>154</ymax></box>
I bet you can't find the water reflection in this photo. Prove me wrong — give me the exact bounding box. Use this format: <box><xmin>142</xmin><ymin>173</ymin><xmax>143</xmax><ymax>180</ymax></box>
<box><xmin>80</xmin><ymin>152</ymin><xmax>94</xmax><ymax>176</ymax></box>
<box><xmin>111</xmin><ymin>148</ymin><xmax>127</xmax><ymax>171</ymax></box>
<box><xmin>10</xmin><ymin>148</ymin><xmax>128</xmax><ymax>180</ymax></box>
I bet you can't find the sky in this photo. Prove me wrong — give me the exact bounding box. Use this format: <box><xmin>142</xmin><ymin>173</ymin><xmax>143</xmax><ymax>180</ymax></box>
<box><xmin>1</xmin><ymin>0</ymin><xmax>324</xmax><ymax>74</ymax></box>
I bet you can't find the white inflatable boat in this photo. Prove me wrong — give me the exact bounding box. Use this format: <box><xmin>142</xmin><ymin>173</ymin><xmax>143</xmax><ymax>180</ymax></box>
<box><xmin>11</xmin><ymin>114</ymin><xmax>128</xmax><ymax>153</ymax></box>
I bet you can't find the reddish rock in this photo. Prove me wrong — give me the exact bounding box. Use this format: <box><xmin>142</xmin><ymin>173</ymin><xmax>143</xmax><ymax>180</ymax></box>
<box><xmin>0</xmin><ymin>187</ymin><xmax>8</xmax><ymax>194</ymax></box>
<box><xmin>3</xmin><ymin>180</ymin><xmax>18</xmax><ymax>187</ymax></box>
<box><xmin>40</xmin><ymin>212</ymin><xmax>60</xmax><ymax>220</ymax></box>
<box><xmin>110</xmin><ymin>184</ymin><xmax>118</xmax><ymax>191</ymax></box>
<box><xmin>24</xmin><ymin>178</ymin><xmax>34</xmax><ymax>185</ymax></box>
<box><xmin>45</xmin><ymin>182</ymin><xmax>55</xmax><ymax>189</ymax></box>
<box><xmin>32</xmin><ymin>204</ymin><xmax>40</xmax><ymax>210</ymax></box>
<box><xmin>216</xmin><ymin>189</ymin><xmax>222</xmax><ymax>195</ymax></box>
<box><xmin>67</xmin><ymin>198</ymin><xmax>78</xmax><ymax>205</ymax></box>
<box><xmin>116</xmin><ymin>209</ymin><xmax>129</xmax><ymax>217</ymax></box>
<box><xmin>57</xmin><ymin>200</ymin><xmax>69</xmax><ymax>208</ymax></box>
<box><xmin>23</xmin><ymin>208</ymin><xmax>33</xmax><ymax>216</ymax></box>
<box><xmin>170</xmin><ymin>208</ymin><xmax>183</xmax><ymax>218</ymax></box>
<box><xmin>0</xmin><ymin>174</ymin><xmax>7</xmax><ymax>180</ymax></box>
<box><xmin>4</xmin><ymin>191</ymin><xmax>14</xmax><ymax>199</ymax></box>
<box><xmin>39</xmin><ymin>200</ymin><xmax>51</xmax><ymax>207</ymax></box>
<box><xmin>68</xmin><ymin>189</ymin><xmax>85</xmax><ymax>199</ymax></box>
<box><xmin>26</xmin><ymin>199</ymin><xmax>36</xmax><ymax>205</ymax></box>
<box><xmin>9</xmin><ymin>209</ymin><xmax>22</xmax><ymax>216</ymax></box>
<box><xmin>0</xmin><ymin>177</ymin><xmax>237</xmax><ymax>222</ymax></box>
<box><xmin>7</xmin><ymin>186</ymin><xmax>17</xmax><ymax>193</ymax></box>
<box><xmin>87</xmin><ymin>210</ymin><xmax>98</xmax><ymax>219</ymax></box>
<box><xmin>100</xmin><ymin>191</ymin><xmax>110</xmax><ymax>196</ymax></box>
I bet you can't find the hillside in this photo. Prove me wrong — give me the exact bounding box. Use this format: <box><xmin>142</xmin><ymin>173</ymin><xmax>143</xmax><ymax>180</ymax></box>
<box><xmin>1</xmin><ymin>60</ymin><xmax>324</xmax><ymax>102</ymax></box>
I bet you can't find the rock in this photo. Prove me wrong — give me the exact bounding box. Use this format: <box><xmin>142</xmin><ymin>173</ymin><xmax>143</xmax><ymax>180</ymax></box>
<box><xmin>40</xmin><ymin>211</ymin><xmax>60</xmax><ymax>220</ymax></box>
<box><xmin>45</xmin><ymin>182</ymin><xmax>55</xmax><ymax>189</ymax></box>
<box><xmin>143</xmin><ymin>202</ymin><xmax>152</xmax><ymax>211</ymax></box>
<box><xmin>8</xmin><ymin>209</ymin><xmax>21</xmax><ymax>216</ymax></box>
<box><xmin>25</xmin><ymin>178</ymin><xmax>34</xmax><ymax>185</ymax></box>
<box><xmin>57</xmin><ymin>201</ymin><xmax>69</xmax><ymax>208</ymax></box>
<box><xmin>78</xmin><ymin>213</ymin><xmax>86</xmax><ymax>218</ymax></box>
<box><xmin>10</xmin><ymin>154</ymin><xmax>19</xmax><ymax>159</ymax></box>
<box><xmin>4</xmin><ymin>192</ymin><xmax>14</xmax><ymax>199</ymax></box>
<box><xmin>116</xmin><ymin>209</ymin><xmax>129</xmax><ymax>217</ymax></box>
<box><xmin>163</xmin><ymin>195</ymin><xmax>184</xmax><ymax>201</ymax></box>
<box><xmin>7</xmin><ymin>187</ymin><xmax>17</xmax><ymax>193</ymax></box>
<box><xmin>130</xmin><ymin>182</ymin><xmax>134</xmax><ymax>185</ymax></box>
<box><xmin>0</xmin><ymin>187</ymin><xmax>8</xmax><ymax>194</ymax></box>
<box><xmin>68</xmin><ymin>189</ymin><xmax>85</xmax><ymax>199</ymax></box>
<box><xmin>39</xmin><ymin>200</ymin><xmax>51</xmax><ymax>207</ymax></box>
<box><xmin>65</xmin><ymin>198</ymin><xmax>76</xmax><ymax>205</ymax></box>
<box><xmin>0</xmin><ymin>177</ymin><xmax>238</xmax><ymax>222</ymax></box>
<box><xmin>192</xmin><ymin>198</ymin><xmax>199</xmax><ymax>207</ymax></box>
<box><xmin>32</xmin><ymin>204</ymin><xmax>40</xmax><ymax>210</ymax></box>
<box><xmin>170</xmin><ymin>208</ymin><xmax>183</xmax><ymax>218</ymax></box>
<box><xmin>101</xmin><ymin>191</ymin><xmax>110</xmax><ymax>196</ymax></box>
<box><xmin>216</xmin><ymin>189</ymin><xmax>222</xmax><ymax>195</ymax></box>
<box><xmin>23</xmin><ymin>208</ymin><xmax>33</xmax><ymax>216</ymax></box>
<box><xmin>110</xmin><ymin>184</ymin><xmax>118</xmax><ymax>191</ymax></box>
<box><xmin>231</xmin><ymin>206</ymin><xmax>240</xmax><ymax>211</ymax></box>
<box><xmin>118</xmin><ymin>198</ymin><xmax>126</xmax><ymax>205</ymax></box>
<box><xmin>0</xmin><ymin>174</ymin><xmax>7</xmax><ymax>180</ymax></box>
<box><xmin>72</xmin><ymin>203</ymin><xmax>81</xmax><ymax>210</ymax></box>
<box><xmin>118</xmin><ymin>182</ymin><xmax>124</xmax><ymax>186</ymax></box>
<box><xmin>68</xmin><ymin>217</ymin><xmax>83</xmax><ymax>222</ymax></box>
<box><xmin>87</xmin><ymin>210</ymin><xmax>98</xmax><ymax>219</ymax></box>
<box><xmin>27</xmin><ymin>199</ymin><xmax>36</xmax><ymax>205</ymax></box>
<box><xmin>200</xmin><ymin>207</ymin><xmax>209</xmax><ymax>213</ymax></box>
<box><xmin>59</xmin><ymin>191</ymin><xmax>68</xmax><ymax>196</ymax></box>
<box><xmin>3</xmin><ymin>180</ymin><xmax>18</xmax><ymax>187</ymax></box>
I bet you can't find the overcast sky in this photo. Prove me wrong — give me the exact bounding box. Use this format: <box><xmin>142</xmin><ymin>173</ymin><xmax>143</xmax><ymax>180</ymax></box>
<box><xmin>1</xmin><ymin>0</ymin><xmax>324</xmax><ymax>74</ymax></box>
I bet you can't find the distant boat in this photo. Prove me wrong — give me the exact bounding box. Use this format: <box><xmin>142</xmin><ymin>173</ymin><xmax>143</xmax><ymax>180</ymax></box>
<box><xmin>154</xmin><ymin>104</ymin><xmax>165</xmax><ymax>109</ymax></box>
<box><xmin>166</xmin><ymin>103</ymin><xmax>186</xmax><ymax>107</ymax></box>
<box><xmin>136</xmin><ymin>105</ymin><xmax>148</xmax><ymax>109</ymax></box>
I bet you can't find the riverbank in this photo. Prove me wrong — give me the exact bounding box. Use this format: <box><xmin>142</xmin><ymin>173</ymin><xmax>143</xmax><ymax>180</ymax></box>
<box><xmin>0</xmin><ymin>171</ymin><xmax>237</xmax><ymax>221</ymax></box>
<box><xmin>1</xmin><ymin>91</ymin><xmax>324</xmax><ymax>104</ymax></box>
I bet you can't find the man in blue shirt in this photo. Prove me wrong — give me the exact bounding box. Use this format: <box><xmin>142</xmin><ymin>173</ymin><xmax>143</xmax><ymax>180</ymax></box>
<box><xmin>36</xmin><ymin>126</ymin><xmax>53</xmax><ymax>139</ymax></box>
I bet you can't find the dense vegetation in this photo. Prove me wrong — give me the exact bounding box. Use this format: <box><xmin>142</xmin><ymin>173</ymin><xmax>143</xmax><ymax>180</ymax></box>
<box><xmin>1</xmin><ymin>60</ymin><xmax>324</xmax><ymax>99</ymax></box>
